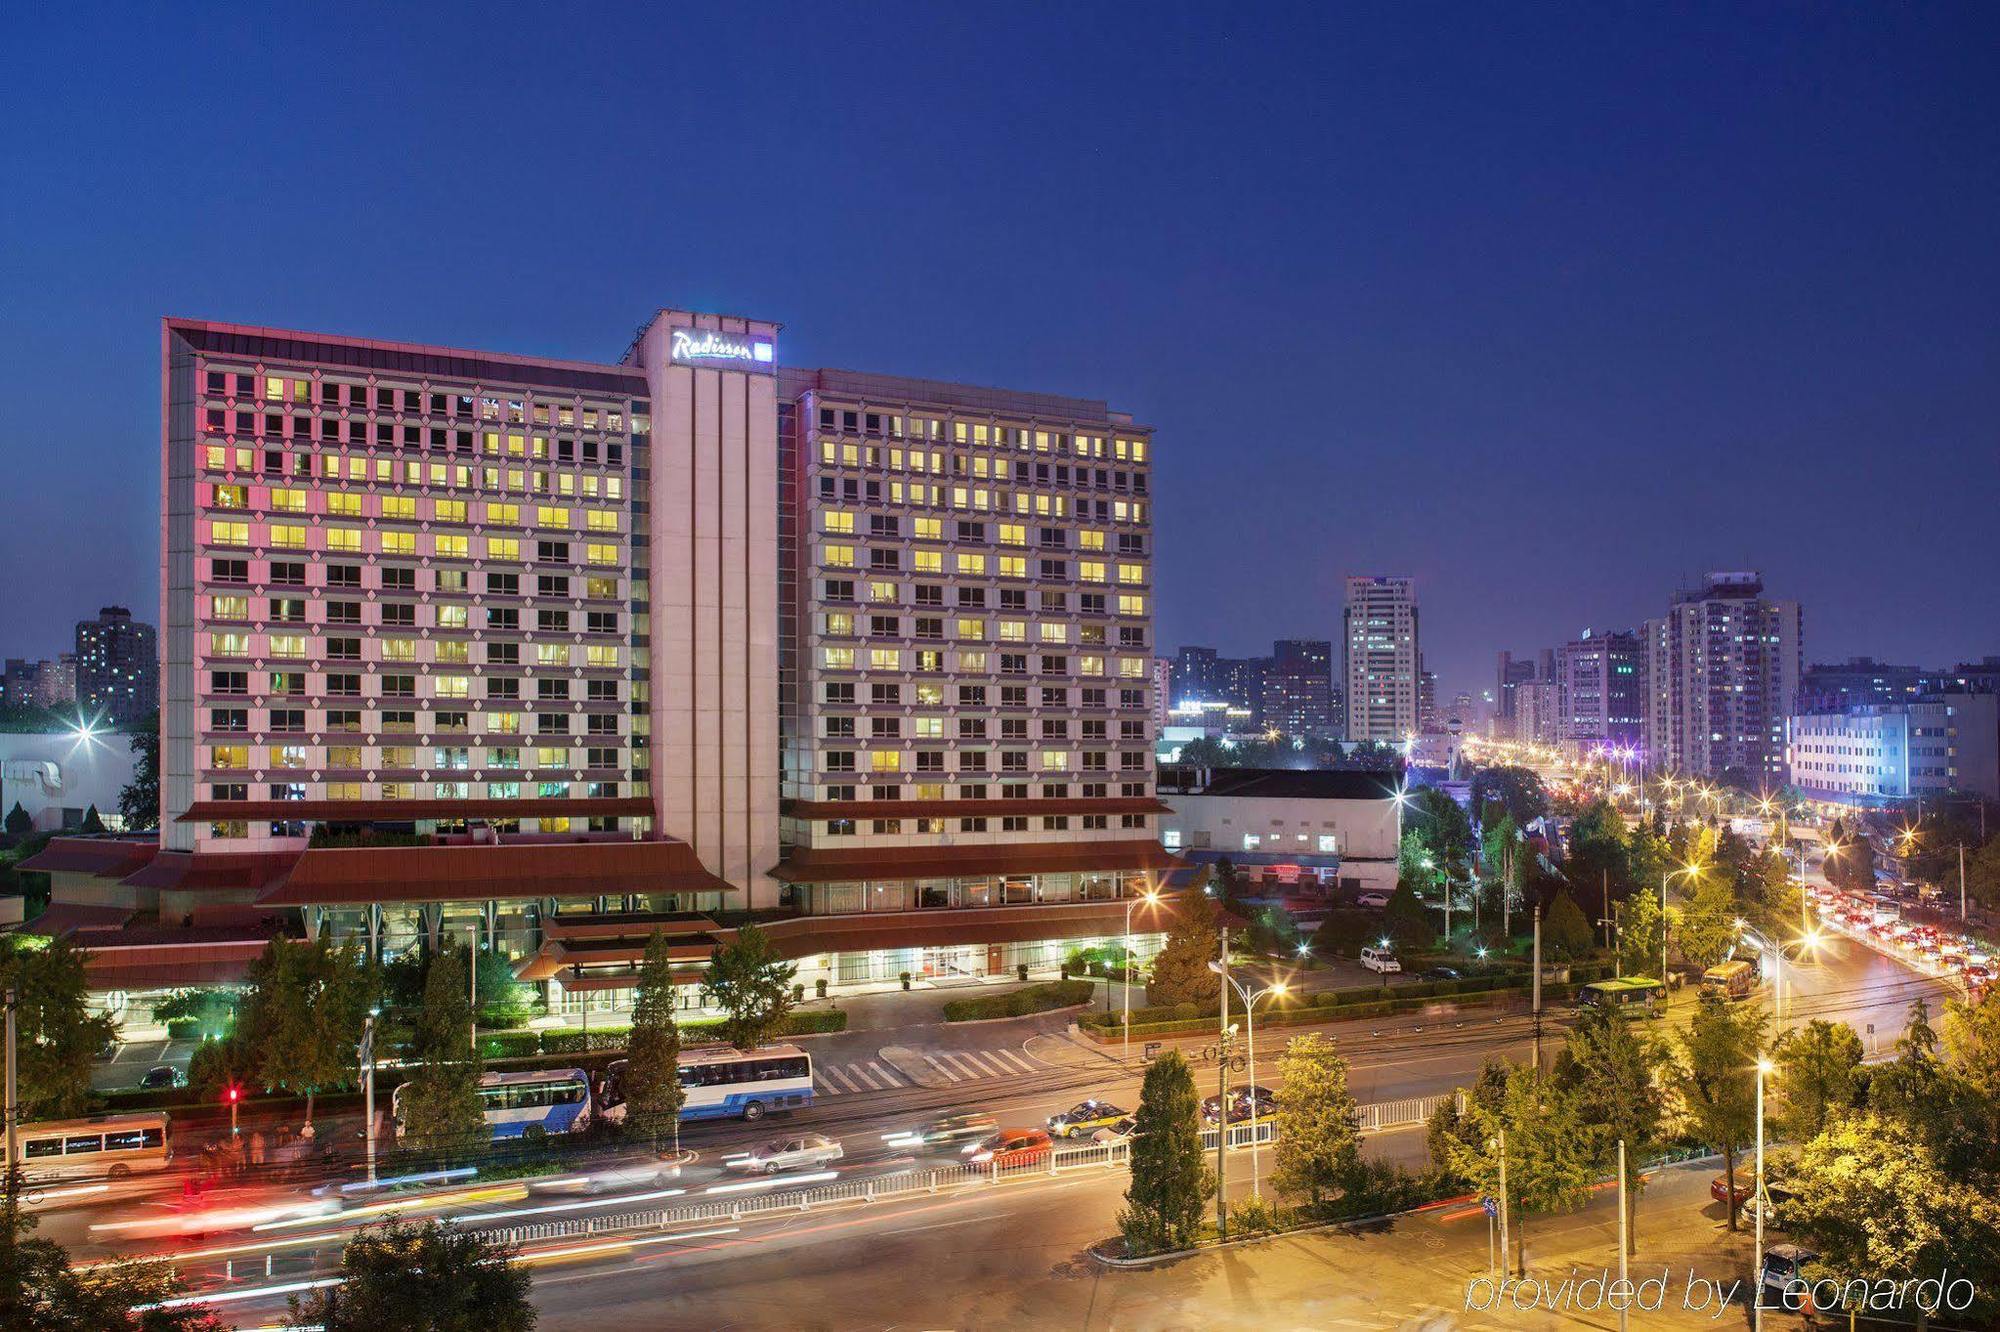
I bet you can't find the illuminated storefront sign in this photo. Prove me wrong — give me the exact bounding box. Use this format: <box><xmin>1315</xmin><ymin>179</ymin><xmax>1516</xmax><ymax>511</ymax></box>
<box><xmin>670</xmin><ymin>327</ymin><xmax>775</xmax><ymax>370</ymax></box>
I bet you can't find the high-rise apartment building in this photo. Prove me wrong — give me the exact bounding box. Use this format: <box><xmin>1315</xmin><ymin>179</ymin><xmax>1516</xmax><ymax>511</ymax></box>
<box><xmin>1642</xmin><ymin>572</ymin><xmax>1801</xmax><ymax>783</ymax></box>
<box><xmin>88</xmin><ymin>311</ymin><xmax>1180</xmax><ymax>1018</ymax></box>
<box><xmin>1262</xmin><ymin>639</ymin><xmax>1335</xmax><ymax>737</ymax></box>
<box><xmin>1169</xmin><ymin>645</ymin><xmax>1219</xmax><ymax>709</ymax></box>
<box><xmin>74</xmin><ymin>607</ymin><xmax>158</xmax><ymax>724</ymax></box>
<box><xmin>1558</xmin><ymin>629</ymin><xmax>1645</xmax><ymax>753</ymax></box>
<box><xmin>1343</xmin><ymin>576</ymin><xmax>1418</xmax><ymax>743</ymax></box>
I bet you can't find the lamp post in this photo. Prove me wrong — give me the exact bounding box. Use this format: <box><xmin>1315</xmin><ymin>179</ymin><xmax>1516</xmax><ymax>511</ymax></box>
<box><xmin>1207</xmin><ymin>961</ymin><xmax>1286</xmax><ymax>1203</ymax></box>
<box><xmin>360</xmin><ymin>1008</ymin><xmax>379</xmax><ymax>1185</ymax></box>
<box><xmin>1754</xmin><ymin>1057</ymin><xmax>1772</xmax><ymax>1332</ymax></box>
<box><xmin>1123</xmin><ymin>889</ymin><xmax>1162</xmax><ymax>1062</ymax></box>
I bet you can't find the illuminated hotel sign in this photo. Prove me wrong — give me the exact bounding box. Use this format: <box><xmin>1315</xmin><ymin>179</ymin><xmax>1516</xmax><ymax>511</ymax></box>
<box><xmin>669</xmin><ymin>327</ymin><xmax>775</xmax><ymax>371</ymax></box>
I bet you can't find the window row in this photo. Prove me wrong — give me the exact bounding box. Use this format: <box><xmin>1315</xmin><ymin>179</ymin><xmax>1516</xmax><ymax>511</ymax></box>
<box><xmin>814</xmin><ymin>441</ymin><xmax>1146</xmax><ymax>491</ymax></box>
<box><xmin>203</xmin><ymin>371</ymin><xmax>639</xmax><ymax>432</ymax></box>
<box><xmin>819</xmin><ymin>647</ymin><xmax>1150</xmax><ymax>678</ymax></box>
<box><xmin>207</xmin><ymin>706</ymin><xmax>622</xmax><ymax>736</ymax></box>
<box><xmin>820</xmin><ymin>681</ymin><xmax>1144</xmax><ymax>710</ymax></box>
<box><xmin>818</xmin><ymin>513</ymin><xmax>1143</xmax><ymax>554</ymax></box>
<box><xmin>206</xmin><ymin>562</ymin><xmax>621</xmax><ymax>600</ymax></box>
<box><xmin>206</xmin><ymin>670</ymin><xmax>625</xmax><ymax>700</ymax></box>
<box><xmin>200</xmin><ymin>446</ymin><xmax>628</xmax><ymax>498</ymax></box>
<box><xmin>204</xmin><ymin>522</ymin><xmax>620</xmax><ymax>565</ymax></box>
<box><xmin>812</xmin><ymin>407</ymin><xmax>1146</xmax><ymax>461</ymax></box>
<box><xmin>205</xmin><ymin>634</ymin><xmax>623</xmax><ymax>668</ymax></box>
<box><xmin>820</xmin><ymin>813</ymin><xmax>1146</xmax><ymax>836</ymax></box>
<box><xmin>820</xmin><ymin>751</ymin><xmax>1152</xmax><ymax>774</ymax></box>
<box><xmin>812</xmin><ymin>476</ymin><xmax>1145</xmax><ymax>523</ymax></box>
<box><xmin>819</xmin><ymin>547</ymin><xmax>1145</xmax><ymax>586</ymax></box>
<box><xmin>820</xmin><ymin>615</ymin><xmax>1144</xmax><ymax>644</ymax></box>
<box><xmin>207</xmin><ymin>597</ymin><xmax>620</xmax><ymax>634</ymax></box>
<box><xmin>210</xmin><ymin>486</ymin><xmax>622</xmax><ymax>530</ymax></box>
<box><xmin>823</xmin><ymin>717</ymin><xmax>1149</xmax><ymax>741</ymax></box>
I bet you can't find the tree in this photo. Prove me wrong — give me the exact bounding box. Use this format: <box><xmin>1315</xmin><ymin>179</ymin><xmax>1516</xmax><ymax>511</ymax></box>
<box><xmin>622</xmin><ymin>931</ymin><xmax>686</xmax><ymax>1149</ymax></box>
<box><xmin>471</xmin><ymin>948</ymin><xmax>532</xmax><ymax>1030</ymax></box>
<box><xmin>1564</xmin><ymin>798</ymin><xmax>1633</xmax><ymax>905</ymax></box>
<box><xmin>1673</xmin><ymin>872</ymin><xmax>1739</xmax><ymax>970</ymax></box>
<box><xmin>1440</xmin><ymin>1061</ymin><xmax>1595</xmax><ymax>1275</ymax></box>
<box><xmin>236</xmin><ymin>937</ymin><xmax>373</xmax><ymax>1134</ymax></box>
<box><xmin>1673</xmin><ymin>994</ymin><xmax>1767</xmax><ymax>1230</ymax></box>
<box><xmin>1770</xmin><ymin>1019</ymin><xmax>1863</xmax><ymax>1140</ymax></box>
<box><xmin>704</xmin><ymin>923</ymin><xmax>797</xmax><ymax>1050</ymax></box>
<box><xmin>1554</xmin><ymin>1005</ymin><xmax>1666</xmax><ymax>1254</ymax></box>
<box><xmin>117</xmin><ymin>717</ymin><xmax>160</xmax><ymax>831</ymax></box>
<box><xmin>396</xmin><ymin>946</ymin><xmax>487</xmax><ymax>1159</ymax></box>
<box><xmin>286</xmin><ymin>1218</ymin><xmax>536</xmax><ymax>1332</ymax></box>
<box><xmin>0</xmin><ymin>935</ymin><xmax>117</xmax><ymax>1119</ymax></box>
<box><xmin>1783</xmin><ymin>1114</ymin><xmax>2000</xmax><ymax>1327</ymax></box>
<box><xmin>1</xmin><ymin>1183</ymin><xmax>222</xmax><ymax>1331</ymax></box>
<box><xmin>1615</xmin><ymin>884</ymin><xmax>1664</xmax><ymax>979</ymax></box>
<box><xmin>1428</xmin><ymin>1057</ymin><xmax>1511</xmax><ymax>1187</ymax></box>
<box><xmin>1269</xmin><ymin>1033</ymin><xmax>1360</xmax><ymax>1212</ymax></box>
<box><xmin>1471</xmin><ymin>766</ymin><xmax>1548</xmax><ymax>830</ymax></box>
<box><xmin>2</xmin><ymin>804</ymin><xmax>29</xmax><ymax>841</ymax></box>
<box><xmin>1381</xmin><ymin>881</ymin><xmax>1432</xmax><ymax>953</ymax></box>
<box><xmin>1118</xmin><ymin>1051</ymin><xmax>1214</xmax><ymax>1255</ymax></box>
<box><xmin>1405</xmin><ymin>786</ymin><xmax>1473</xmax><ymax>873</ymax></box>
<box><xmin>1145</xmin><ymin>889</ymin><xmax>1221</xmax><ymax>1008</ymax></box>
<box><xmin>1965</xmin><ymin>833</ymin><xmax>2000</xmax><ymax>912</ymax></box>
<box><xmin>1870</xmin><ymin>996</ymin><xmax>1995</xmax><ymax>1183</ymax></box>
<box><xmin>77</xmin><ymin>804</ymin><xmax>106</xmax><ymax>835</ymax></box>
<box><xmin>1541</xmin><ymin>891</ymin><xmax>1594</xmax><ymax>961</ymax></box>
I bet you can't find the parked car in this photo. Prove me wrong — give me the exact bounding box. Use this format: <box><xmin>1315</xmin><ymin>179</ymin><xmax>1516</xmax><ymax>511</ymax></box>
<box><xmin>1091</xmin><ymin>1115</ymin><xmax>1139</xmax><ymax>1145</ymax></box>
<box><xmin>139</xmin><ymin>1065</ymin><xmax>185</xmax><ymax>1091</ymax></box>
<box><xmin>1710</xmin><ymin>1173</ymin><xmax>1753</xmax><ymax>1208</ymax></box>
<box><xmin>1200</xmin><ymin>1083</ymin><xmax>1278</xmax><ymax>1125</ymax></box>
<box><xmin>911</xmin><ymin>1112</ymin><xmax>997</xmax><ymax>1147</ymax></box>
<box><xmin>1760</xmin><ymin>1244</ymin><xmax>1821</xmax><ymax>1308</ymax></box>
<box><xmin>727</xmin><ymin>1133</ymin><xmax>845</xmax><ymax>1174</ymax></box>
<box><xmin>1360</xmin><ymin>946</ymin><xmax>1402</xmax><ymax>974</ymax></box>
<box><xmin>1418</xmin><ymin>965</ymin><xmax>1463</xmax><ymax>982</ymax></box>
<box><xmin>1046</xmin><ymin>1099</ymin><xmax>1128</xmax><ymax>1139</ymax></box>
<box><xmin>1355</xmin><ymin>892</ymin><xmax>1393</xmax><ymax>909</ymax></box>
<box><xmin>963</xmin><ymin>1127</ymin><xmax>1052</xmax><ymax>1167</ymax></box>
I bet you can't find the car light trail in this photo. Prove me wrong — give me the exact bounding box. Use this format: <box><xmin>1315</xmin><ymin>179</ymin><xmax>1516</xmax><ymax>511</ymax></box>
<box><xmin>131</xmin><ymin>1276</ymin><xmax>342</xmax><ymax>1311</ymax></box>
<box><xmin>704</xmin><ymin>1170</ymin><xmax>838</xmax><ymax>1195</ymax></box>
<box><xmin>27</xmin><ymin>1183</ymin><xmax>109</xmax><ymax>1203</ymax></box>
<box><xmin>254</xmin><ymin>1183</ymin><xmax>525</xmax><ymax>1231</ymax></box>
<box><xmin>519</xmin><ymin>1225</ymin><xmax>741</xmax><ymax>1266</ymax></box>
<box><xmin>336</xmin><ymin>1167</ymin><xmax>477</xmax><ymax>1194</ymax></box>
<box><xmin>448</xmin><ymin>1186</ymin><xmax>687</xmax><ymax>1224</ymax></box>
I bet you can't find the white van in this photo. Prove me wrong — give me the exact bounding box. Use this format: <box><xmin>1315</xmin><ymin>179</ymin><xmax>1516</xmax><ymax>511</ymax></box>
<box><xmin>1360</xmin><ymin>946</ymin><xmax>1402</xmax><ymax>974</ymax></box>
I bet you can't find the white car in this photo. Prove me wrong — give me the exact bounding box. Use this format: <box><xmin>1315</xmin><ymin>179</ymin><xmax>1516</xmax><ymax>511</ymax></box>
<box><xmin>727</xmin><ymin>1134</ymin><xmax>844</xmax><ymax>1174</ymax></box>
<box><xmin>1355</xmin><ymin>892</ymin><xmax>1392</xmax><ymax>909</ymax></box>
<box><xmin>528</xmin><ymin>1155</ymin><xmax>683</xmax><ymax>1195</ymax></box>
<box><xmin>1360</xmin><ymin>946</ymin><xmax>1402</xmax><ymax>973</ymax></box>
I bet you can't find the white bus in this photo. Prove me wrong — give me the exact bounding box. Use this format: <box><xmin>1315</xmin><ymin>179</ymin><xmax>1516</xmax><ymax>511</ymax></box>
<box><xmin>16</xmin><ymin>1112</ymin><xmax>173</xmax><ymax>1182</ymax></box>
<box><xmin>675</xmin><ymin>1044</ymin><xmax>814</xmax><ymax>1122</ymax></box>
<box><xmin>393</xmin><ymin>1068</ymin><xmax>593</xmax><ymax>1143</ymax></box>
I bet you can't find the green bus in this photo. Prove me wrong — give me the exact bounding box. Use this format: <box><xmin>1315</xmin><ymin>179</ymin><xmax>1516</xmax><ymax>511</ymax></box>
<box><xmin>1577</xmin><ymin>977</ymin><xmax>1665</xmax><ymax>1016</ymax></box>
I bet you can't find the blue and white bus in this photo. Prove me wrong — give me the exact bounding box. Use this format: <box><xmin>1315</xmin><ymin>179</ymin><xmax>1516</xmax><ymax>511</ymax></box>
<box><xmin>678</xmin><ymin>1044</ymin><xmax>814</xmax><ymax>1122</ymax></box>
<box><xmin>394</xmin><ymin>1068</ymin><xmax>593</xmax><ymax>1142</ymax></box>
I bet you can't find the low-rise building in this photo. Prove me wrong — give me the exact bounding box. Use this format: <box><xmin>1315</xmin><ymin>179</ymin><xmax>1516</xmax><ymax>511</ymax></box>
<box><xmin>1156</xmin><ymin>765</ymin><xmax>1399</xmax><ymax>897</ymax></box>
<box><xmin>1786</xmin><ymin>692</ymin><xmax>2000</xmax><ymax>805</ymax></box>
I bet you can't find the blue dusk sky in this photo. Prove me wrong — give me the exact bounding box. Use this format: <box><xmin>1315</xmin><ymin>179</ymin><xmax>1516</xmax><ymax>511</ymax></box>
<box><xmin>3</xmin><ymin>3</ymin><xmax>1997</xmax><ymax>700</ymax></box>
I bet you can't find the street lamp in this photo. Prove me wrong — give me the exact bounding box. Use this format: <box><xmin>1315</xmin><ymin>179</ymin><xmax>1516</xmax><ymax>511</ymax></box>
<box><xmin>1206</xmin><ymin>962</ymin><xmax>1287</xmax><ymax>1202</ymax></box>
<box><xmin>1754</xmin><ymin>1056</ymin><xmax>1773</xmax><ymax>1332</ymax></box>
<box><xmin>1123</xmin><ymin>889</ymin><xmax>1163</xmax><ymax>1062</ymax></box>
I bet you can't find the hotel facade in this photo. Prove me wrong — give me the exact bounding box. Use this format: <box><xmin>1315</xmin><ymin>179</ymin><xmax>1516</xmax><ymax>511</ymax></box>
<box><xmin>25</xmin><ymin>308</ymin><xmax>1181</xmax><ymax>1027</ymax></box>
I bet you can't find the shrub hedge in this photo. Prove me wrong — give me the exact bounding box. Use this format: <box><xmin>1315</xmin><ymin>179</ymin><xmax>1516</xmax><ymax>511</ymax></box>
<box><xmin>942</xmin><ymin>979</ymin><xmax>1094</xmax><ymax>1022</ymax></box>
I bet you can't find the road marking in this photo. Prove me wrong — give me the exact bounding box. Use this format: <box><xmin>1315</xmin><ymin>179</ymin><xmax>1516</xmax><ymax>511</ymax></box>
<box><xmin>923</xmin><ymin>1055</ymin><xmax>963</xmax><ymax>1083</ymax></box>
<box><xmin>994</xmin><ymin>1049</ymin><xmax>1037</xmax><ymax>1074</ymax></box>
<box><xmin>940</xmin><ymin>1052</ymin><xmax>987</xmax><ymax>1079</ymax></box>
<box><xmin>818</xmin><ymin>1066</ymin><xmax>859</xmax><ymax>1094</ymax></box>
<box><xmin>850</xmin><ymin>1065</ymin><xmax>881</xmax><ymax>1091</ymax></box>
<box><xmin>865</xmin><ymin>1061</ymin><xmax>903</xmax><ymax>1088</ymax></box>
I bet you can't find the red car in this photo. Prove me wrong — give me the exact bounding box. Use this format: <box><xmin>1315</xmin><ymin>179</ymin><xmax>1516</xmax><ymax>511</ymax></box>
<box><xmin>964</xmin><ymin>1127</ymin><xmax>1052</xmax><ymax>1167</ymax></box>
<box><xmin>1711</xmin><ymin>1174</ymin><xmax>1753</xmax><ymax>1207</ymax></box>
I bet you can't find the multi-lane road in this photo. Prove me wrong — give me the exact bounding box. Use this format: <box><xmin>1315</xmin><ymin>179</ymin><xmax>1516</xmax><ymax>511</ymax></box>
<box><xmin>53</xmin><ymin>919</ymin><xmax>1954</xmax><ymax>1329</ymax></box>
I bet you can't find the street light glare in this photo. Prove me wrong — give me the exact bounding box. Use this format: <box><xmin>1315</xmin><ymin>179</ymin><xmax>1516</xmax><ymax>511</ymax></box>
<box><xmin>1756</xmin><ymin>1058</ymin><xmax>1775</xmax><ymax>1074</ymax></box>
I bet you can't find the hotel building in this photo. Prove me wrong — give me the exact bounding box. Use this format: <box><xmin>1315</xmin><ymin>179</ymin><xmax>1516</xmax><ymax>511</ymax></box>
<box><xmin>24</xmin><ymin>309</ymin><xmax>1180</xmax><ymax>1027</ymax></box>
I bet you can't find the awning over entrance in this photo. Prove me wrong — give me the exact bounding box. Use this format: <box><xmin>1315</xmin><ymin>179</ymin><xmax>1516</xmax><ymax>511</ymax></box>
<box><xmin>256</xmin><ymin>837</ymin><xmax>734</xmax><ymax>907</ymax></box>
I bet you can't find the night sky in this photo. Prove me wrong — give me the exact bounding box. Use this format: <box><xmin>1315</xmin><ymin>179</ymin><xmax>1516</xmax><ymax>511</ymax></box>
<box><xmin>5</xmin><ymin>5</ymin><xmax>1997</xmax><ymax>701</ymax></box>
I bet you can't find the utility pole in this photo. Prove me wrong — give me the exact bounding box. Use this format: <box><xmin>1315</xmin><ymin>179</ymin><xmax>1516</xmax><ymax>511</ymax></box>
<box><xmin>1496</xmin><ymin>1127</ymin><xmax>1512</xmax><ymax>1278</ymax></box>
<box><xmin>1215</xmin><ymin>925</ymin><xmax>1230</xmax><ymax>1240</ymax></box>
<box><xmin>1531</xmin><ymin>903</ymin><xmax>1543</xmax><ymax>1075</ymax></box>
<box><xmin>360</xmin><ymin>1012</ymin><xmax>378</xmax><ymax>1185</ymax></box>
<box><xmin>4</xmin><ymin>987</ymin><xmax>16</xmax><ymax>1205</ymax></box>
<box><xmin>468</xmin><ymin>924</ymin><xmax>479</xmax><ymax>1055</ymax></box>
<box><xmin>1617</xmin><ymin>1138</ymin><xmax>1630</xmax><ymax>1332</ymax></box>
<box><xmin>1601</xmin><ymin>868</ymin><xmax>1611</xmax><ymax>952</ymax></box>
<box><xmin>1960</xmin><ymin>843</ymin><xmax>1968</xmax><ymax>924</ymax></box>
<box><xmin>1502</xmin><ymin>842</ymin><xmax>1512</xmax><ymax>942</ymax></box>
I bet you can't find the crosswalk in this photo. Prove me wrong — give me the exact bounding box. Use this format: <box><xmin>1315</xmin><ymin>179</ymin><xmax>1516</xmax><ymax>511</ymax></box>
<box><xmin>812</xmin><ymin>1047</ymin><xmax>1041</xmax><ymax>1096</ymax></box>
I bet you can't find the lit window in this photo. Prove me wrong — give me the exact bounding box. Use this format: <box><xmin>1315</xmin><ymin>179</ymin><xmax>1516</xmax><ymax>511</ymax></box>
<box><xmin>210</xmin><ymin>521</ymin><xmax>249</xmax><ymax>546</ymax></box>
<box><xmin>585</xmin><ymin>543</ymin><xmax>617</xmax><ymax>566</ymax></box>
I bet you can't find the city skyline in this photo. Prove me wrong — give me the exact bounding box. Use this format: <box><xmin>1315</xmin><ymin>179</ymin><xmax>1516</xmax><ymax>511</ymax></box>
<box><xmin>4</xmin><ymin>7</ymin><xmax>2000</xmax><ymax>701</ymax></box>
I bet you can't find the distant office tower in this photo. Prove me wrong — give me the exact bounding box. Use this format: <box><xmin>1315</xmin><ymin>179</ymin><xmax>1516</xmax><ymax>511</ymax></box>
<box><xmin>1151</xmin><ymin>657</ymin><xmax>1172</xmax><ymax>729</ymax></box>
<box><xmin>1343</xmin><ymin>576</ymin><xmax>1418</xmax><ymax>743</ymax></box>
<box><xmin>1642</xmin><ymin>572</ymin><xmax>1801</xmax><ymax>783</ymax></box>
<box><xmin>74</xmin><ymin>607</ymin><xmax>156</xmax><ymax>723</ymax></box>
<box><xmin>1170</xmin><ymin>645</ymin><xmax>1219</xmax><ymax>709</ymax></box>
<box><xmin>1515</xmin><ymin>679</ymin><xmax>1565</xmax><ymax>747</ymax></box>
<box><xmin>1261</xmin><ymin>639</ymin><xmax>1335</xmax><ymax>737</ymax></box>
<box><xmin>1494</xmin><ymin>649</ymin><xmax>1552</xmax><ymax>732</ymax></box>
<box><xmin>1216</xmin><ymin>655</ymin><xmax>1268</xmax><ymax>725</ymax></box>
<box><xmin>1558</xmin><ymin>629</ymin><xmax>1646</xmax><ymax>753</ymax></box>
<box><xmin>1417</xmin><ymin>665</ymin><xmax>1438</xmax><ymax>733</ymax></box>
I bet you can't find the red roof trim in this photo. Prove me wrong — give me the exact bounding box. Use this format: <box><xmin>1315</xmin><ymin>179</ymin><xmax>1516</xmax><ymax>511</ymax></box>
<box><xmin>768</xmin><ymin>839</ymin><xmax>1182</xmax><ymax>884</ymax></box>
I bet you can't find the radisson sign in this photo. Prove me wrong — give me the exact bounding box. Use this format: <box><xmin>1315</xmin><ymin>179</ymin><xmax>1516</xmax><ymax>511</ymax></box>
<box><xmin>669</xmin><ymin>326</ymin><xmax>775</xmax><ymax>371</ymax></box>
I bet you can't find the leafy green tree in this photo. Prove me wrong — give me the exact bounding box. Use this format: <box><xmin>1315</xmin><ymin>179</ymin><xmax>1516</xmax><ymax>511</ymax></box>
<box><xmin>236</xmin><ymin>937</ymin><xmax>373</xmax><ymax>1134</ymax></box>
<box><xmin>1145</xmin><ymin>889</ymin><xmax>1221</xmax><ymax>1008</ymax></box>
<box><xmin>622</xmin><ymin>931</ymin><xmax>686</xmax><ymax>1149</ymax></box>
<box><xmin>1118</xmin><ymin>1051</ymin><xmax>1214</xmax><ymax>1255</ymax></box>
<box><xmin>1440</xmin><ymin>1061</ymin><xmax>1595</xmax><ymax>1275</ymax></box>
<box><xmin>1405</xmin><ymin>786</ymin><xmax>1473</xmax><ymax>873</ymax></box>
<box><xmin>0</xmin><ymin>935</ymin><xmax>117</xmax><ymax>1119</ymax></box>
<box><xmin>286</xmin><ymin>1218</ymin><xmax>535</xmax><ymax>1332</ymax></box>
<box><xmin>704</xmin><ymin>923</ymin><xmax>797</xmax><ymax>1050</ymax></box>
<box><xmin>1673</xmin><ymin>872</ymin><xmax>1739</xmax><ymax>970</ymax></box>
<box><xmin>396</xmin><ymin>946</ymin><xmax>486</xmax><ymax>1158</ymax></box>
<box><xmin>2</xmin><ymin>1182</ymin><xmax>222</xmax><ymax>1330</ymax></box>
<box><xmin>1617</xmin><ymin>884</ymin><xmax>1664</xmax><ymax>980</ymax></box>
<box><xmin>1770</xmin><ymin>1019</ymin><xmax>1864</xmax><ymax>1140</ymax></box>
<box><xmin>1554</xmin><ymin>1005</ymin><xmax>1666</xmax><ymax>1254</ymax></box>
<box><xmin>77</xmin><ymin>805</ymin><xmax>106</xmax><ymax>835</ymax></box>
<box><xmin>1541</xmin><ymin>891</ymin><xmax>1594</xmax><ymax>960</ymax></box>
<box><xmin>1428</xmin><ymin>1057</ymin><xmax>1510</xmax><ymax>1186</ymax></box>
<box><xmin>1471</xmin><ymin>766</ymin><xmax>1548</xmax><ymax>830</ymax></box>
<box><xmin>1245</xmin><ymin>904</ymin><xmax>1299</xmax><ymax>959</ymax></box>
<box><xmin>1565</xmin><ymin>798</ymin><xmax>1633</xmax><ymax>905</ymax></box>
<box><xmin>472</xmin><ymin>948</ymin><xmax>532</xmax><ymax>1030</ymax></box>
<box><xmin>2</xmin><ymin>804</ymin><xmax>29</xmax><ymax>841</ymax></box>
<box><xmin>151</xmin><ymin>987</ymin><xmax>241</xmax><ymax>1040</ymax></box>
<box><xmin>1269</xmin><ymin>1034</ymin><xmax>1360</xmax><ymax>1212</ymax></box>
<box><xmin>1783</xmin><ymin>1114</ymin><xmax>2000</xmax><ymax>1326</ymax></box>
<box><xmin>1965</xmin><ymin>833</ymin><xmax>2000</xmax><ymax>912</ymax></box>
<box><xmin>117</xmin><ymin>716</ymin><xmax>160</xmax><ymax>831</ymax></box>
<box><xmin>1672</xmin><ymin>995</ymin><xmax>1768</xmax><ymax>1230</ymax></box>
<box><xmin>1381</xmin><ymin>880</ymin><xmax>1432</xmax><ymax>953</ymax></box>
